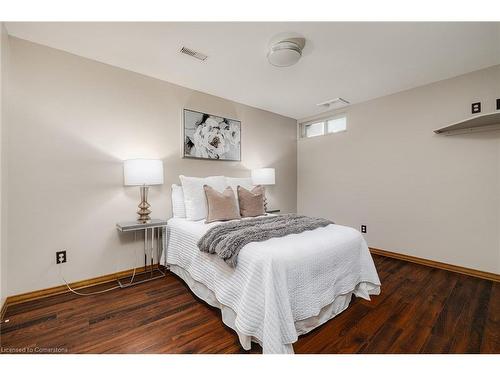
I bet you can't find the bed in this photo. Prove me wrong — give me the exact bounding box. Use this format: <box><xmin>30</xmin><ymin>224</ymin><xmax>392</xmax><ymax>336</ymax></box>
<box><xmin>164</xmin><ymin>213</ymin><xmax>381</xmax><ymax>354</ymax></box>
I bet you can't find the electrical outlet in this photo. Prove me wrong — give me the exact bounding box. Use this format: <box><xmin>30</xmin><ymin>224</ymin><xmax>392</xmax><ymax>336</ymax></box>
<box><xmin>361</xmin><ymin>225</ymin><xmax>367</xmax><ymax>233</ymax></box>
<box><xmin>471</xmin><ymin>102</ymin><xmax>481</xmax><ymax>114</ymax></box>
<box><xmin>56</xmin><ymin>250</ymin><xmax>67</xmax><ymax>264</ymax></box>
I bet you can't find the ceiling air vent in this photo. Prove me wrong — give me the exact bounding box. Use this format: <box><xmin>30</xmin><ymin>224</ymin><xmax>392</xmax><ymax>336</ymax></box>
<box><xmin>180</xmin><ymin>46</ymin><xmax>208</xmax><ymax>61</ymax></box>
<box><xmin>316</xmin><ymin>97</ymin><xmax>350</xmax><ymax>109</ymax></box>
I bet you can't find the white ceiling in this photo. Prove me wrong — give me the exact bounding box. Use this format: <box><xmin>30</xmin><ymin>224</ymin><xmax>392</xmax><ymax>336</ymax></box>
<box><xmin>6</xmin><ymin>22</ymin><xmax>500</xmax><ymax>119</ymax></box>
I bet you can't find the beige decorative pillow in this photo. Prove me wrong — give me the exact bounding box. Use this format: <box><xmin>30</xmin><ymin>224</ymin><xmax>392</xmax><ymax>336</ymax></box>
<box><xmin>237</xmin><ymin>185</ymin><xmax>265</xmax><ymax>217</ymax></box>
<box><xmin>204</xmin><ymin>185</ymin><xmax>241</xmax><ymax>223</ymax></box>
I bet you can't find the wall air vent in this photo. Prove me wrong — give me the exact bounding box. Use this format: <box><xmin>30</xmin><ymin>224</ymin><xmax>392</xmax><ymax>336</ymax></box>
<box><xmin>180</xmin><ymin>46</ymin><xmax>208</xmax><ymax>61</ymax></box>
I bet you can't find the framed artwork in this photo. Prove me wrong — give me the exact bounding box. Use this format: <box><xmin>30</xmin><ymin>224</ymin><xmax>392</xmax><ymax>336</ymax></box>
<box><xmin>183</xmin><ymin>109</ymin><xmax>241</xmax><ymax>161</ymax></box>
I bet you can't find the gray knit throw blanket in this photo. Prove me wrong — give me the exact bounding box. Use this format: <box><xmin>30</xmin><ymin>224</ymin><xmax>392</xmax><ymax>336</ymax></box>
<box><xmin>197</xmin><ymin>214</ymin><xmax>334</xmax><ymax>267</ymax></box>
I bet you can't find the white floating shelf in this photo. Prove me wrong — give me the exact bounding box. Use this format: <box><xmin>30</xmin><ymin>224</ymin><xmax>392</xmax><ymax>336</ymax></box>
<box><xmin>434</xmin><ymin>112</ymin><xmax>500</xmax><ymax>136</ymax></box>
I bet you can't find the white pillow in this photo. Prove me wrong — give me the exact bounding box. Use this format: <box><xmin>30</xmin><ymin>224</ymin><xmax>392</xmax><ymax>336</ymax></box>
<box><xmin>225</xmin><ymin>177</ymin><xmax>253</xmax><ymax>212</ymax></box>
<box><xmin>179</xmin><ymin>175</ymin><xmax>226</xmax><ymax>221</ymax></box>
<box><xmin>171</xmin><ymin>184</ymin><xmax>186</xmax><ymax>218</ymax></box>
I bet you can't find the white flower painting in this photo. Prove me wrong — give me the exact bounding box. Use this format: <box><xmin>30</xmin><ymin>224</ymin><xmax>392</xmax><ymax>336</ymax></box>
<box><xmin>183</xmin><ymin>109</ymin><xmax>241</xmax><ymax>161</ymax></box>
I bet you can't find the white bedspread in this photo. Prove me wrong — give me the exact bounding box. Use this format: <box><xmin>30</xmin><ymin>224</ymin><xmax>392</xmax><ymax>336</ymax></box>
<box><xmin>165</xmin><ymin>217</ymin><xmax>381</xmax><ymax>354</ymax></box>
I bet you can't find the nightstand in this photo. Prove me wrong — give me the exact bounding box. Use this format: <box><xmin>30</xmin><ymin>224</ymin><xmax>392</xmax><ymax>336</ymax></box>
<box><xmin>116</xmin><ymin>219</ymin><xmax>168</xmax><ymax>288</ymax></box>
<box><xmin>266</xmin><ymin>209</ymin><xmax>281</xmax><ymax>214</ymax></box>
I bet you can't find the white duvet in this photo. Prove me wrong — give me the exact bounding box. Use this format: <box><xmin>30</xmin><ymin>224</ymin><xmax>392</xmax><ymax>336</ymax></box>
<box><xmin>165</xmin><ymin>216</ymin><xmax>381</xmax><ymax>354</ymax></box>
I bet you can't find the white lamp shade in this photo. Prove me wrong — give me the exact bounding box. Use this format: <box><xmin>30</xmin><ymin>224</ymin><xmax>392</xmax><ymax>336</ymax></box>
<box><xmin>251</xmin><ymin>168</ymin><xmax>275</xmax><ymax>185</ymax></box>
<box><xmin>124</xmin><ymin>159</ymin><xmax>164</xmax><ymax>186</ymax></box>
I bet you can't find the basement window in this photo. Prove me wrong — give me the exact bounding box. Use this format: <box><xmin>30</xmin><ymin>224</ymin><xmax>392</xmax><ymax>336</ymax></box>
<box><xmin>304</xmin><ymin>122</ymin><xmax>324</xmax><ymax>138</ymax></box>
<box><xmin>301</xmin><ymin>114</ymin><xmax>347</xmax><ymax>138</ymax></box>
<box><xmin>327</xmin><ymin>116</ymin><xmax>347</xmax><ymax>133</ymax></box>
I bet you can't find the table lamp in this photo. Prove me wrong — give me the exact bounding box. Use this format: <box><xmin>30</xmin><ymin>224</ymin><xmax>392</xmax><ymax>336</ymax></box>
<box><xmin>124</xmin><ymin>159</ymin><xmax>164</xmax><ymax>223</ymax></box>
<box><xmin>251</xmin><ymin>168</ymin><xmax>275</xmax><ymax>211</ymax></box>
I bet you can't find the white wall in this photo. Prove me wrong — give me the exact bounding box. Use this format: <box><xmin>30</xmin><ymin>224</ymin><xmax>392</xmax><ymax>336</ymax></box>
<box><xmin>298</xmin><ymin>65</ymin><xmax>500</xmax><ymax>274</ymax></box>
<box><xmin>0</xmin><ymin>23</ymin><xmax>9</xmax><ymax>308</ymax></box>
<box><xmin>5</xmin><ymin>37</ymin><xmax>297</xmax><ymax>296</ymax></box>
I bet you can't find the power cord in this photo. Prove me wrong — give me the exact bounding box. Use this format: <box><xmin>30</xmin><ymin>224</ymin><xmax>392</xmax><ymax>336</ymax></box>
<box><xmin>59</xmin><ymin>268</ymin><xmax>121</xmax><ymax>296</ymax></box>
<box><xmin>59</xmin><ymin>231</ymin><xmax>140</xmax><ymax>296</ymax></box>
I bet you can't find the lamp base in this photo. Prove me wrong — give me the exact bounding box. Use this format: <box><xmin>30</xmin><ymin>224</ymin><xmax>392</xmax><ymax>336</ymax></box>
<box><xmin>137</xmin><ymin>185</ymin><xmax>152</xmax><ymax>223</ymax></box>
<box><xmin>263</xmin><ymin>186</ymin><xmax>268</xmax><ymax>211</ymax></box>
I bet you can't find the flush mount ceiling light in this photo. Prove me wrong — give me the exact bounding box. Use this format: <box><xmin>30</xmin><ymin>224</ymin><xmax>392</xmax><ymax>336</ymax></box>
<box><xmin>267</xmin><ymin>37</ymin><xmax>305</xmax><ymax>67</ymax></box>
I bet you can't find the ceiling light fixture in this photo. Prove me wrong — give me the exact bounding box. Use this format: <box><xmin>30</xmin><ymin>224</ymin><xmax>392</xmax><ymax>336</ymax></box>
<box><xmin>267</xmin><ymin>38</ymin><xmax>305</xmax><ymax>67</ymax></box>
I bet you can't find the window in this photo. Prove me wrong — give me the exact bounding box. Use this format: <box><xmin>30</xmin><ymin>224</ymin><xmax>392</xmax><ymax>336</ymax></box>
<box><xmin>305</xmin><ymin>122</ymin><xmax>324</xmax><ymax>138</ymax></box>
<box><xmin>301</xmin><ymin>115</ymin><xmax>347</xmax><ymax>138</ymax></box>
<box><xmin>327</xmin><ymin>117</ymin><xmax>347</xmax><ymax>133</ymax></box>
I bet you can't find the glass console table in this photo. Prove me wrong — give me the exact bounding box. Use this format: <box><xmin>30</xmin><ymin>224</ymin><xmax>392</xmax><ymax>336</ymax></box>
<box><xmin>116</xmin><ymin>219</ymin><xmax>168</xmax><ymax>288</ymax></box>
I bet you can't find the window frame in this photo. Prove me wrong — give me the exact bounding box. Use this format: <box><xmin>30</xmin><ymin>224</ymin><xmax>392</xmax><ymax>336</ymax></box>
<box><xmin>304</xmin><ymin>121</ymin><xmax>325</xmax><ymax>138</ymax></box>
<box><xmin>299</xmin><ymin>112</ymin><xmax>348</xmax><ymax>139</ymax></box>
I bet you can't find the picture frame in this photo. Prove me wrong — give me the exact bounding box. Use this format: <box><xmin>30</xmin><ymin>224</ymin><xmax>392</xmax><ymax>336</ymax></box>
<box><xmin>182</xmin><ymin>108</ymin><xmax>241</xmax><ymax>161</ymax></box>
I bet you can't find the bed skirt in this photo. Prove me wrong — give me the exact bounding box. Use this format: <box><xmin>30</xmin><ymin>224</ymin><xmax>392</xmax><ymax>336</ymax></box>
<box><xmin>169</xmin><ymin>264</ymin><xmax>359</xmax><ymax>354</ymax></box>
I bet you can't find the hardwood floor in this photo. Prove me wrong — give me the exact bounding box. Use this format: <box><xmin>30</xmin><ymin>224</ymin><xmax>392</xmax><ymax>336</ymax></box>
<box><xmin>1</xmin><ymin>255</ymin><xmax>498</xmax><ymax>354</ymax></box>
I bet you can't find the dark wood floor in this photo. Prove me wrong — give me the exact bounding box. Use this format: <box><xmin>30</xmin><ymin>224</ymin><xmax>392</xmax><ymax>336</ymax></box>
<box><xmin>1</xmin><ymin>255</ymin><xmax>498</xmax><ymax>354</ymax></box>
